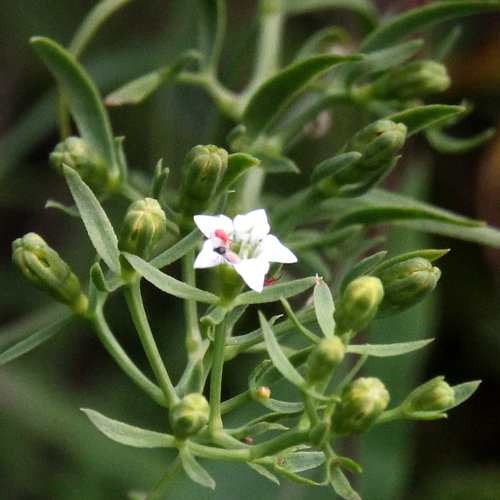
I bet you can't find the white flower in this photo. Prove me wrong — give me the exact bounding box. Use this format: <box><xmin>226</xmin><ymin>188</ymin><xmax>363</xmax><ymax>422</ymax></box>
<box><xmin>193</xmin><ymin>209</ymin><xmax>297</xmax><ymax>292</ymax></box>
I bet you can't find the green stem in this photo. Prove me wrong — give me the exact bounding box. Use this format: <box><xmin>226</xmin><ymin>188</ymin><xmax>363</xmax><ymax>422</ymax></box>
<box><xmin>146</xmin><ymin>455</ymin><xmax>182</xmax><ymax>500</ymax></box>
<box><xmin>208</xmin><ymin>316</ymin><xmax>228</xmax><ymax>433</ymax></box>
<box><xmin>89</xmin><ymin>307</ymin><xmax>166</xmax><ymax>406</ymax></box>
<box><xmin>124</xmin><ymin>280</ymin><xmax>179</xmax><ymax>407</ymax></box>
<box><xmin>220</xmin><ymin>391</ymin><xmax>251</xmax><ymax>415</ymax></box>
<box><xmin>249</xmin><ymin>427</ymin><xmax>310</xmax><ymax>459</ymax></box>
<box><xmin>182</xmin><ymin>248</ymin><xmax>202</xmax><ymax>353</ymax></box>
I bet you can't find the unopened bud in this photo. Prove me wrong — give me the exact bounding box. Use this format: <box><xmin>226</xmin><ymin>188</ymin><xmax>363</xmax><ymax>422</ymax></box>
<box><xmin>306</xmin><ymin>337</ymin><xmax>345</xmax><ymax>383</ymax></box>
<box><xmin>403</xmin><ymin>376</ymin><xmax>455</xmax><ymax>414</ymax></box>
<box><xmin>118</xmin><ymin>198</ymin><xmax>167</xmax><ymax>259</ymax></box>
<box><xmin>331</xmin><ymin>377</ymin><xmax>389</xmax><ymax>435</ymax></box>
<box><xmin>316</xmin><ymin>120</ymin><xmax>406</xmax><ymax>197</ymax></box>
<box><xmin>179</xmin><ymin>145</ymin><xmax>228</xmax><ymax>219</ymax></box>
<box><xmin>12</xmin><ymin>233</ymin><xmax>87</xmax><ymax>314</ymax></box>
<box><xmin>169</xmin><ymin>393</ymin><xmax>210</xmax><ymax>440</ymax></box>
<box><xmin>49</xmin><ymin>136</ymin><xmax>109</xmax><ymax>192</ymax></box>
<box><xmin>369</xmin><ymin>60</ymin><xmax>450</xmax><ymax>100</ymax></box>
<box><xmin>375</xmin><ymin>257</ymin><xmax>441</xmax><ymax>316</ymax></box>
<box><xmin>334</xmin><ymin>276</ymin><xmax>384</xmax><ymax>333</ymax></box>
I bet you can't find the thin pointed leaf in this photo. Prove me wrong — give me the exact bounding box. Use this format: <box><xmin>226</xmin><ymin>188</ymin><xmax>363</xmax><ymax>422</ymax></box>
<box><xmin>0</xmin><ymin>313</ymin><xmax>73</xmax><ymax>366</ymax></box>
<box><xmin>340</xmin><ymin>251</ymin><xmax>387</xmax><ymax>293</ymax></box>
<box><xmin>314</xmin><ymin>277</ymin><xmax>335</xmax><ymax>338</ymax></box>
<box><xmin>371</xmin><ymin>249</ymin><xmax>449</xmax><ymax>275</ymax></box>
<box><xmin>334</xmin><ymin>456</ymin><xmax>363</xmax><ymax>474</ymax></box>
<box><xmin>259</xmin><ymin>398</ymin><xmax>304</xmax><ymax>414</ymax></box>
<box><xmin>248</xmin><ymin>463</ymin><xmax>280</xmax><ymax>485</ymax></box>
<box><xmin>64</xmin><ymin>166</ymin><xmax>121</xmax><ymax>273</ymax></box>
<box><xmin>258</xmin><ymin>154</ymin><xmax>300</xmax><ymax>174</ymax></box>
<box><xmin>294</xmin><ymin>27</ymin><xmax>350</xmax><ymax>62</ymax></box>
<box><xmin>278</xmin><ymin>451</ymin><xmax>325</xmax><ymax>473</ymax></box>
<box><xmin>432</xmin><ymin>25</ymin><xmax>462</xmax><ymax>62</ymax></box>
<box><xmin>149</xmin><ymin>230</ymin><xmax>201</xmax><ymax>269</ymax></box>
<box><xmin>346</xmin><ymin>339</ymin><xmax>433</xmax><ymax>357</ymax></box>
<box><xmin>273</xmin><ymin>466</ymin><xmax>321</xmax><ymax>485</ymax></box>
<box><xmin>30</xmin><ymin>37</ymin><xmax>118</xmax><ymax>177</ymax></box>
<box><xmin>82</xmin><ymin>409</ymin><xmax>175</xmax><ymax>448</ymax></box>
<box><xmin>360</xmin><ymin>1</ymin><xmax>500</xmax><ymax>52</ymax></box>
<box><xmin>311</xmin><ymin>152</ymin><xmax>362</xmax><ymax>184</ymax></box>
<box><xmin>123</xmin><ymin>253</ymin><xmax>220</xmax><ymax>304</ymax></box>
<box><xmin>196</xmin><ymin>0</ymin><xmax>226</xmax><ymax>70</ymax></box>
<box><xmin>426</xmin><ymin>126</ymin><xmax>495</xmax><ymax>153</ymax></box>
<box><xmin>243</xmin><ymin>54</ymin><xmax>360</xmax><ymax>139</ymax></box>
<box><xmin>450</xmin><ymin>380</ymin><xmax>481</xmax><ymax>408</ymax></box>
<box><xmin>215</xmin><ymin>152</ymin><xmax>261</xmax><ymax>196</ymax></box>
<box><xmin>180</xmin><ymin>448</ymin><xmax>216</xmax><ymax>489</ymax></box>
<box><xmin>234</xmin><ymin>277</ymin><xmax>316</xmax><ymax>306</ymax></box>
<box><xmin>330</xmin><ymin>465</ymin><xmax>362</xmax><ymax>500</ymax></box>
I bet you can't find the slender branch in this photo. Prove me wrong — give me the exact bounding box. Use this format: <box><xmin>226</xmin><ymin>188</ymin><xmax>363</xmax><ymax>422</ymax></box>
<box><xmin>220</xmin><ymin>391</ymin><xmax>251</xmax><ymax>415</ymax></box>
<box><xmin>182</xmin><ymin>248</ymin><xmax>202</xmax><ymax>352</ymax></box>
<box><xmin>146</xmin><ymin>455</ymin><xmax>182</xmax><ymax>500</ymax></box>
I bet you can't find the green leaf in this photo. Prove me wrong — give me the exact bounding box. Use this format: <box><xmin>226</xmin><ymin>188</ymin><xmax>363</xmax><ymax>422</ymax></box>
<box><xmin>0</xmin><ymin>313</ymin><xmax>73</xmax><ymax>366</ymax></box>
<box><xmin>280</xmin><ymin>298</ymin><xmax>320</xmax><ymax>343</ymax></box>
<box><xmin>425</xmin><ymin>126</ymin><xmax>495</xmax><ymax>153</ymax></box>
<box><xmin>311</xmin><ymin>152</ymin><xmax>362</xmax><ymax>184</ymax></box>
<box><xmin>340</xmin><ymin>251</ymin><xmax>387</xmax><ymax>293</ymax></box>
<box><xmin>346</xmin><ymin>339</ymin><xmax>433</xmax><ymax>357</ymax></box>
<box><xmin>63</xmin><ymin>166</ymin><xmax>121</xmax><ymax>273</ymax></box>
<box><xmin>330</xmin><ymin>465</ymin><xmax>362</xmax><ymax>500</ymax></box>
<box><xmin>450</xmin><ymin>380</ymin><xmax>481</xmax><ymax>408</ymax></box>
<box><xmin>360</xmin><ymin>1</ymin><xmax>500</xmax><ymax>52</ymax></box>
<box><xmin>288</xmin><ymin>226</ymin><xmax>362</xmax><ymax>253</ymax></box>
<box><xmin>259</xmin><ymin>311</ymin><xmax>306</xmax><ymax>389</ymax></box>
<box><xmin>105</xmin><ymin>50</ymin><xmax>201</xmax><ymax>106</ymax></box>
<box><xmin>334</xmin><ymin>456</ymin><xmax>363</xmax><ymax>474</ymax></box>
<box><xmin>277</xmin><ymin>451</ymin><xmax>325</xmax><ymax>473</ymax></box>
<box><xmin>386</xmin><ymin>105</ymin><xmax>465</xmax><ymax>137</ymax></box>
<box><xmin>82</xmin><ymin>408</ymin><xmax>175</xmax><ymax>448</ymax></box>
<box><xmin>149</xmin><ymin>230</ymin><xmax>201</xmax><ymax>269</ymax></box>
<box><xmin>432</xmin><ymin>25</ymin><xmax>462</xmax><ymax>62</ymax></box>
<box><xmin>196</xmin><ymin>0</ymin><xmax>226</xmax><ymax>70</ymax></box>
<box><xmin>371</xmin><ymin>249</ymin><xmax>449</xmax><ymax>275</ymax></box>
<box><xmin>215</xmin><ymin>152</ymin><xmax>261</xmax><ymax>196</ymax></box>
<box><xmin>30</xmin><ymin>37</ymin><xmax>119</xmax><ymax>179</ymax></box>
<box><xmin>123</xmin><ymin>253</ymin><xmax>220</xmax><ymax>304</ymax></box>
<box><xmin>234</xmin><ymin>277</ymin><xmax>316</xmax><ymax>306</ymax></box>
<box><xmin>314</xmin><ymin>277</ymin><xmax>335</xmax><ymax>338</ymax></box>
<box><xmin>248</xmin><ymin>463</ymin><xmax>280</xmax><ymax>485</ymax></box>
<box><xmin>294</xmin><ymin>27</ymin><xmax>350</xmax><ymax>62</ymax></box>
<box><xmin>180</xmin><ymin>447</ymin><xmax>216</xmax><ymax>489</ymax></box>
<box><xmin>259</xmin><ymin>398</ymin><xmax>304</xmax><ymax>414</ymax></box>
<box><xmin>243</xmin><ymin>54</ymin><xmax>360</xmax><ymax>139</ymax></box>
<box><xmin>257</xmin><ymin>154</ymin><xmax>300</xmax><ymax>174</ymax></box>
<box><xmin>273</xmin><ymin>465</ymin><xmax>321</xmax><ymax>486</ymax></box>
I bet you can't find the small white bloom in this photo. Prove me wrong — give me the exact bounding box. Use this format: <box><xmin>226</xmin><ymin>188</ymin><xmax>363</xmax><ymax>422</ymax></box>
<box><xmin>193</xmin><ymin>209</ymin><xmax>297</xmax><ymax>292</ymax></box>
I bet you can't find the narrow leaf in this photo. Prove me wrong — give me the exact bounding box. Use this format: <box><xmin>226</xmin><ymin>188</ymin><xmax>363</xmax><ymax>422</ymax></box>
<box><xmin>259</xmin><ymin>311</ymin><xmax>306</xmax><ymax>389</ymax></box>
<box><xmin>235</xmin><ymin>277</ymin><xmax>316</xmax><ymax>306</ymax></box>
<box><xmin>278</xmin><ymin>451</ymin><xmax>325</xmax><ymax>473</ymax></box>
<box><xmin>243</xmin><ymin>54</ymin><xmax>360</xmax><ymax>139</ymax></box>
<box><xmin>82</xmin><ymin>409</ymin><xmax>175</xmax><ymax>448</ymax></box>
<box><xmin>0</xmin><ymin>313</ymin><xmax>73</xmax><ymax>366</ymax></box>
<box><xmin>180</xmin><ymin>448</ymin><xmax>216</xmax><ymax>489</ymax></box>
<box><xmin>123</xmin><ymin>253</ymin><xmax>220</xmax><ymax>304</ymax></box>
<box><xmin>273</xmin><ymin>466</ymin><xmax>321</xmax><ymax>485</ymax></box>
<box><xmin>248</xmin><ymin>463</ymin><xmax>280</xmax><ymax>485</ymax></box>
<box><xmin>196</xmin><ymin>0</ymin><xmax>226</xmax><ymax>69</ymax></box>
<box><xmin>334</xmin><ymin>456</ymin><xmax>363</xmax><ymax>474</ymax></box>
<box><xmin>450</xmin><ymin>380</ymin><xmax>481</xmax><ymax>408</ymax></box>
<box><xmin>258</xmin><ymin>154</ymin><xmax>300</xmax><ymax>174</ymax></box>
<box><xmin>314</xmin><ymin>277</ymin><xmax>335</xmax><ymax>338</ymax></box>
<box><xmin>215</xmin><ymin>152</ymin><xmax>261</xmax><ymax>196</ymax></box>
<box><xmin>371</xmin><ymin>249</ymin><xmax>449</xmax><ymax>275</ymax></box>
<box><xmin>330</xmin><ymin>465</ymin><xmax>362</xmax><ymax>500</ymax></box>
<box><xmin>426</xmin><ymin>126</ymin><xmax>495</xmax><ymax>153</ymax></box>
<box><xmin>346</xmin><ymin>339</ymin><xmax>433</xmax><ymax>357</ymax></box>
<box><xmin>340</xmin><ymin>251</ymin><xmax>387</xmax><ymax>293</ymax></box>
<box><xmin>311</xmin><ymin>152</ymin><xmax>362</xmax><ymax>184</ymax></box>
<box><xmin>30</xmin><ymin>37</ymin><xmax>118</xmax><ymax>177</ymax></box>
<box><xmin>149</xmin><ymin>230</ymin><xmax>201</xmax><ymax>269</ymax></box>
<box><xmin>259</xmin><ymin>398</ymin><xmax>304</xmax><ymax>414</ymax></box>
<box><xmin>64</xmin><ymin>166</ymin><xmax>120</xmax><ymax>272</ymax></box>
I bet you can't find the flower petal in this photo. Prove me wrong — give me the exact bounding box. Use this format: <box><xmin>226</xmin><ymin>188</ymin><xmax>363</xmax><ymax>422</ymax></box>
<box><xmin>233</xmin><ymin>258</ymin><xmax>270</xmax><ymax>292</ymax></box>
<box><xmin>259</xmin><ymin>234</ymin><xmax>298</xmax><ymax>263</ymax></box>
<box><xmin>194</xmin><ymin>214</ymin><xmax>233</xmax><ymax>239</ymax></box>
<box><xmin>233</xmin><ymin>209</ymin><xmax>270</xmax><ymax>243</ymax></box>
<box><xmin>194</xmin><ymin>240</ymin><xmax>224</xmax><ymax>268</ymax></box>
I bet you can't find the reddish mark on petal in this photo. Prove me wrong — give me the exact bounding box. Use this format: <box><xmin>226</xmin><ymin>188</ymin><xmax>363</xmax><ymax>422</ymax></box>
<box><xmin>264</xmin><ymin>274</ymin><xmax>282</xmax><ymax>287</ymax></box>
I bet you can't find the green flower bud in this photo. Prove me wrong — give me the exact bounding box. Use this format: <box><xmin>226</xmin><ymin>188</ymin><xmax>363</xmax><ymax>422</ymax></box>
<box><xmin>317</xmin><ymin>120</ymin><xmax>406</xmax><ymax>197</ymax></box>
<box><xmin>403</xmin><ymin>376</ymin><xmax>455</xmax><ymax>414</ymax></box>
<box><xmin>334</xmin><ymin>276</ymin><xmax>384</xmax><ymax>333</ymax></box>
<box><xmin>49</xmin><ymin>136</ymin><xmax>109</xmax><ymax>192</ymax></box>
<box><xmin>169</xmin><ymin>393</ymin><xmax>210</xmax><ymax>440</ymax></box>
<box><xmin>12</xmin><ymin>233</ymin><xmax>87</xmax><ymax>314</ymax></box>
<box><xmin>118</xmin><ymin>198</ymin><xmax>167</xmax><ymax>259</ymax></box>
<box><xmin>369</xmin><ymin>60</ymin><xmax>450</xmax><ymax>100</ymax></box>
<box><xmin>376</xmin><ymin>257</ymin><xmax>441</xmax><ymax>316</ymax></box>
<box><xmin>331</xmin><ymin>377</ymin><xmax>390</xmax><ymax>435</ymax></box>
<box><xmin>179</xmin><ymin>144</ymin><xmax>228</xmax><ymax>219</ymax></box>
<box><xmin>306</xmin><ymin>337</ymin><xmax>345</xmax><ymax>384</ymax></box>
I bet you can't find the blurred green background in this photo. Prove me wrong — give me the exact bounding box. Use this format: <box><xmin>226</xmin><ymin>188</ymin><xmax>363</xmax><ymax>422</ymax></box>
<box><xmin>1</xmin><ymin>1</ymin><xmax>499</xmax><ymax>499</ymax></box>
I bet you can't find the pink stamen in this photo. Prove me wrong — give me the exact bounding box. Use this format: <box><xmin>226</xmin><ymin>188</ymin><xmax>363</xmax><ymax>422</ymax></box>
<box><xmin>264</xmin><ymin>274</ymin><xmax>282</xmax><ymax>287</ymax></box>
<box><xmin>214</xmin><ymin>229</ymin><xmax>231</xmax><ymax>243</ymax></box>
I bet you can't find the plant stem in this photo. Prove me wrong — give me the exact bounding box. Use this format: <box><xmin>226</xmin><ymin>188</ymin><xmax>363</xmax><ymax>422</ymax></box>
<box><xmin>146</xmin><ymin>455</ymin><xmax>182</xmax><ymax>500</ymax></box>
<box><xmin>124</xmin><ymin>280</ymin><xmax>179</xmax><ymax>407</ymax></box>
<box><xmin>220</xmin><ymin>391</ymin><xmax>251</xmax><ymax>415</ymax></box>
<box><xmin>182</xmin><ymin>248</ymin><xmax>202</xmax><ymax>353</ymax></box>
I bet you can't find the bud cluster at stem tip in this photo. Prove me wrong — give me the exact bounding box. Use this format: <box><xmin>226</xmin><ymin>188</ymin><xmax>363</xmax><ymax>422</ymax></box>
<box><xmin>169</xmin><ymin>393</ymin><xmax>210</xmax><ymax>440</ymax></box>
<box><xmin>403</xmin><ymin>376</ymin><xmax>455</xmax><ymax>414</ymax></box>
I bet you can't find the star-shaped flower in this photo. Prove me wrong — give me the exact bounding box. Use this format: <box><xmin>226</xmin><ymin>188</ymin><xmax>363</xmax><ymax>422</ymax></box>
<box><xmin>193</xmin><ymin>209</ymin><xmax>297</xmax><ymax>292</ymax></box>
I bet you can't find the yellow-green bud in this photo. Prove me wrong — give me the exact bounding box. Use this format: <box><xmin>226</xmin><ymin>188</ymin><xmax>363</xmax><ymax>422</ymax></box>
<box><xmin>12</xmin><ymin>233</ymin><xmax>87</xmax><ymax>314</ymax></box>
<box><xmin>403</xmin><ymin>376</ymin><xmax>455</xmax><ymax>414</ymax></box>
<box><xmin>376</xmin><ymin>257</ymin><xmax>441</xmax><ymax>316</ymax></box>
<box><xmin>331</xmin><ymin>377</ymin><xmax>390</xmax><ymax>435</ymax></box>
<box><xmin>49</xmin><ymin>136</ymin><xmax>109</xmax><ymax>192</ymax></box>
<box><xmin>306</xmin><ymin>337</ymin><xmax>345</xmax><ymax>384</ymax></box>
<box><xmin>169</xmin><ymin>393</ymin><xmax>210</xmax><ymax>440</ymax></box>
<box><xmin>369</xmin><ymin>60</ymin><xmax>450</xmax><ymax>100</ymax></box>
<box><xmin>179</xmin><ymin>144</ymin><xmax>228</xmax><ymax>218</ymax></box>
<box><xmin>118</xmin><ymin>198</ymin><xmax>167</xmax><ymax>259</ymax></box>
<box><xmin>317</xmin><ymin>120</ymin><xmax>406</xmax><ymax>197</ymax></box>
<box><xmin>334</xmin><ymin>276</ymin><xmax>384</xmax><ymax>333</ymax></box>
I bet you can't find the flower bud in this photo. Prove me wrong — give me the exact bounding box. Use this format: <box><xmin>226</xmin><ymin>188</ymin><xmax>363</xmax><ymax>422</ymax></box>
<box><xmin>118</xmin><ymin>198</ymin><xmax>167</xmax><ymax>259</ymax></box>
<box><xmin>375</xmin><ymin>257</ymin><xmax>441</xmax><ymax>316</ymax></box>
<box><xmin>49</xmin><ymin>136</ymin><xmax>109</xmax><ymax>192</ymax></box>
<box><xmin>306</xmin><ymin>337</ymin><xmax>345</xmax><ymax>384</ymax></box>
<box><xmin>169</xmin><ymin>393</ymin><xmax>210</xmax><ymax>440</ymax></box>
<box><xmin>334</xmin><ymin>276</ymin><xmax>384</xmax><ymax>333</ymax></box>
<box><xmin>179</xmin><ymin>145</ymin><xmax>228</xmax><ymax>219</ymax></box>
<box><xmin>12</xmin><ymin>233</ymin><xmax>87</xmax><ymax>314</ymax></box>
<box><xmin>317</xmin><ymin>120</ymin><xmax>406</xmax><ymax>197</ymax></box>
<box><xmin>331</xmin><ymin>377</ymin><xmax>389</xmax><ymax>435</ymax></box>
<box><xmin>403</xmin><ymin>376</ymin><xmax>455</xmax><ymax>414</ymax></box>
<box><xmin>369</xmin><ymin>60</ymin><xmax>450</xmax><ymax>100</ymax></box>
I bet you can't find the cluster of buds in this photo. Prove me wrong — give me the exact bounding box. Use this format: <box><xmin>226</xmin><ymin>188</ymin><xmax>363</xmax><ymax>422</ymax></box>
<box><xmin>169</xmin><ymin>393</ymin><xmax>210</xmax><ymax>440</ymax></box>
